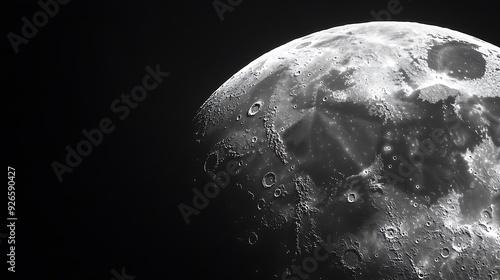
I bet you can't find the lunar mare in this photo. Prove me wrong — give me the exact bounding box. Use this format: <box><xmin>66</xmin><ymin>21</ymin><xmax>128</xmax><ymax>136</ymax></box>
<box><xmin>195</xmin><ymin>22</ymin><xmax>500</xmax><ymax>279</ymax></box>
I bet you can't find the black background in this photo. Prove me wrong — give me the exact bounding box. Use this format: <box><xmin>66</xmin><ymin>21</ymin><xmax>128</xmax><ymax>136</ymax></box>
<box><xmin>4</xmin><ymin>0</ymin><xmax>498</xmax><ymax>279</ymax></box>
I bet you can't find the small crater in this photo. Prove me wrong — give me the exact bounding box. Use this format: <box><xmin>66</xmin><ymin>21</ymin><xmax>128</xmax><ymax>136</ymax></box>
<box><xmin>257</xmin><ymin>198</ymin><xmax>266</xmax><ymax>210</ymax></box>
<box><xmin>204</xmin><ymin>151</ymin><xmax>219</xmax><ymax>173</ymax></box>
<box><xmin>481</xmin><ymin>210</ymin><xmax>493</xmax><ymax>220</ymax></box>
<box><xmin>248</xmin><ymin>232</ymin><xmax>258</xmax><ymax>245</ymax></box>
<box><xmin>248</xmin><ymin>101</ymin><xmax>263</xmax><ymax>116</ymax></box>
<box><xmin>273</xmin><ymin>188</ymin><xmax>282</xmax><ymax>198</ymax></box>
<box><xmin>384</xmin><ymin>226</ymin><xmax>398</xmax><ymax>240</ymax></box>
<box><xmin>262</xmin><ymin>172</ymin><xmax>277</xmax><ymax>188</ymax></box>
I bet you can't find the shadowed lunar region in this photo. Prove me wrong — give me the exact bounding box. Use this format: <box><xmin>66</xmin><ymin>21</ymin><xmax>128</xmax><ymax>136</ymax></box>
<box><xmin>194</xmin><ymin>22</ymin><xmax>500</xmax><ymax>279</ymax></box>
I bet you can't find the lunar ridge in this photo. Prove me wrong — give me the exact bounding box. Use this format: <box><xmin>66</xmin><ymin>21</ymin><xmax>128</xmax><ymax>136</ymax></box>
<box><xmin>195</xmin><ymin>22</ymin><xmax>500</xmax><ymax>279</ymax></box>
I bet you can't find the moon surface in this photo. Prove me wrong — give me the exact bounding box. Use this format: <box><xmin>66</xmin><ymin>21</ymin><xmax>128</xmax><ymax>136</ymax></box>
<box><xmin>195</xmin><ymin>21</ymin><xmax>500</xmax><ymax>279</ymax></box>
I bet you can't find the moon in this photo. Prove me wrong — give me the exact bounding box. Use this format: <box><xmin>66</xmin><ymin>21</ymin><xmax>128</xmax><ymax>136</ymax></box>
<box><xmin>194</xmin><ymin>21</ymin><xmax>500</xmax><ymax>279</ymax></box>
